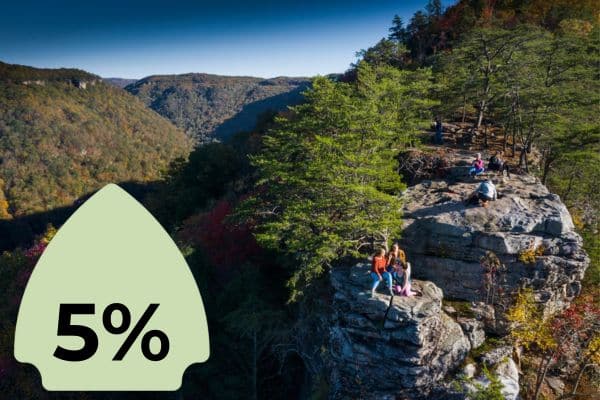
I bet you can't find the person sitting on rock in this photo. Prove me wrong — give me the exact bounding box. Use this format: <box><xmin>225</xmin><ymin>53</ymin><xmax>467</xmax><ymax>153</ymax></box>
<box><xmin>469</xmin><ymin>153</ymin><xmax>485</xmax><ymax>177</ymax></box>
<box><xmin>398</xmin><ymin>262</ymin><xmax>416</xmax><ymax>297</ymax></box>
<box><xmin>488</xmin><ymin>151</ymin><xmax>510</xmax><ymax>178</ymax></box>
<box><xmin>371</xmin><ymin>248</ymin><xmax>393</xmax><ymax>298</ymax></box>
<box><xmin>387</xmin><ymin>243</ymin><xmax>407</xmax><ymax>284</ymax></box>
<box><xmin>465</xmin><ymin>179</ymin><xmax>497</xmax><ymax>207</ymax></box>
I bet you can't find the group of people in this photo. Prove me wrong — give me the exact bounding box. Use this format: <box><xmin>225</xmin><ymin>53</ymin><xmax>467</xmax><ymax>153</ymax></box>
<box><xmin>465</xmin><ymin>151</ymin><xmax>510</xmax><ymax>207</ymax></box>
<box><xmin>368</xmin><ymin>123</ymin><xmax>513</xmax><ymax>293</ymax></box>
<box><xmin>469</xmin><ymin>151</ymin><xmax>510</xmax><ymax>178</ymax></box>
<box><xmin>370</xmin><ymin>244</ymin><xmax>416</xmax><ymax>298</ymax></box>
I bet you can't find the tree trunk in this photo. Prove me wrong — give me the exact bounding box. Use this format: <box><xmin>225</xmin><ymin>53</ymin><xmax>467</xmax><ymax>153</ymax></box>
<box><xmin>483</xmin><ymin>124</ymin><xmax>489</xmax><ymax>148</ymax></box>
<box><xmin>563</xmin><ymin>172</ymin><xmax>576</xmax><ymax>203</ymax></box>
<box><xmin>511</xmin><ymin>124</ymin><xmax>516</xmax><ymax>157</ymax></box>
<box><xmin>541</xmin><ymin>147</ymin><xmax>553</xmax><ymax>185</ymax></box>
<box><xmin>476</xmin><ymin>100</ymin><xmax>485</xmax><ymax>128</ymax></box>
<box><xmin>572</xmin><ymin>362</ymin><xmax>595</xmax><ymax>396</ymax></box>
<box><xmin>513</xmin><ymin>345</ymin><xmax>523</xmax><ymax>371</ymax></box>
<box><xmin>519</xmin><ymin>146</ymin><xmax>528</xmax><ymax>171</ymax></box>
<box><xmin>252</xmin><ymin>330</ymin><xmax>258</xmax><ymax>400</ymax></box>
<box><xmin>534</xmin><ymin>354</ymin><xmax>553</xmax><ymax>400</ymax></box>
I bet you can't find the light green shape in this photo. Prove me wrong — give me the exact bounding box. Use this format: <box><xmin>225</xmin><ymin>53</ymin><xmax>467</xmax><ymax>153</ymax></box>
<box><xmin>14</xmin><ymin>183</ymin><xmax>210</xmax><ymax>391</ymax></box>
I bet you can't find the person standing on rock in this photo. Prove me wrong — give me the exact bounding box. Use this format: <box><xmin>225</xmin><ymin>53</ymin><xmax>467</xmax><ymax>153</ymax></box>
<box><xmin>371</xmin><ymin>248</ymin><xmax>393</xmax><ymax>297</ymax></box>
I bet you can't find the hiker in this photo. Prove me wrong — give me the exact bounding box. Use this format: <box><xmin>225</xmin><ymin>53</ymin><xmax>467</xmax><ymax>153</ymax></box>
<box><xmin>469</xmin><ymin>153</ymin><xmax>485</xmax><ymax>177</ymax></box>
<box><xmin>435</xmin><ymin>117</ymin><xmax>443</xmax><ymax>145</ymax></box>
<box><xmin>488</xmin><ymin>151</ymin><xmax>510</xmax><ymax>178</ymax></box>
<box><xmin>398</xmin><ymin>262</ymin><xmax>416</xmax><ymax>296</ymax></box>
<box><xmin>465</xmin><ymin>179</ymin><xmax>497</xmax><ymax>207</ymax></box>
<box><xmin>371</xmin><ymin>248</ymin><xmax>393</xmax><ymax>297</ymax></box>
<box><xmin>387</xmin><ymin>243</ymin><xmax>407</xmax><ymax>284</ymax></box>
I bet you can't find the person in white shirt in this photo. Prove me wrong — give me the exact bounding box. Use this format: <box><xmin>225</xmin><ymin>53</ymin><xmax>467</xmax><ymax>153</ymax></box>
<box><xmin>465</xmin><ymin>179</ymin><xmax>497</xmax><ymax>207</ymax></box>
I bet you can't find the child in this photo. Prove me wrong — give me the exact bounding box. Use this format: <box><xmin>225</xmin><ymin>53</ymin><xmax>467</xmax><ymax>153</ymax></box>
<box><xmin>398</xmin><ymin>262</ymin><xmax>416</xmax><ymax>297</ymax></box>
<box><xmin>469</xmin><ymin>153</ymin><xmax>485</xmax><ymax>177</ymax></box>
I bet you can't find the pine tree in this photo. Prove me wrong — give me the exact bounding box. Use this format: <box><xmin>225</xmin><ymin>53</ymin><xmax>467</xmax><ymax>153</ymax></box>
<box><xmin>426</xmin><ymin>0</ymin><xmax>443</xmax><ymax>18</ymax></box>
<box><xmin>388</xmin><ymin>15</ymin><xmax>408</xmax><ymax>43</ymax></box>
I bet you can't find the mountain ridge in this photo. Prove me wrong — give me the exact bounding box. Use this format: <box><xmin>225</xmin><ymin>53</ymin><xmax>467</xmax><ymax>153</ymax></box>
<box><xmin>0</xmin><ymin>61</ymin><xmax>193</xmax><ymax>219</ymax></box>
<box><xmin>125</xmin><ymin>72</ymin><xmax>311</xmax><ymax>143</ymax></box>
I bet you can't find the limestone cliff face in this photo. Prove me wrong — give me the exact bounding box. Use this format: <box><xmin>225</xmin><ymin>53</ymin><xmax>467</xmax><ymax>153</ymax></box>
<box><xmin>400</xmin><ymin>150</ymin><xmax>589</xmax><ymax>321</ymax></box>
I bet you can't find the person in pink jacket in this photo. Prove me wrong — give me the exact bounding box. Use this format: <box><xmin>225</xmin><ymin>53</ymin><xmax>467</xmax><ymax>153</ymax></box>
<box><xmin>469</xmin><ymin>153</ymin><xmax>485</xmax><ymax>177</ymax></box>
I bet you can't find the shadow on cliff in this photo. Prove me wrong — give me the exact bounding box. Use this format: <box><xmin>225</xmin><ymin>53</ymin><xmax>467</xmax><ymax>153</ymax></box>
<box><xmin>0</xmin><ymin>180</ymin><xmax>160</xmax><ymax>252</ymax></box>
<box><xmin>404</xmin><ymin>200</ymin><xmax>467</xmax><ymax>219</ymax></box>
<box><xmin>212</xmin><ymin>83</ymin><xmax>310</xmax><ymax>141</ymax></box>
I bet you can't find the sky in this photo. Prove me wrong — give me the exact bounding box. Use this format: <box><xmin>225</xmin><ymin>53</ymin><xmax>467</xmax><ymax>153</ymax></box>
<box><xmin>0</xmin><ymin>0</ymin><xmax>452</xmax><ymax>79</ymax></box>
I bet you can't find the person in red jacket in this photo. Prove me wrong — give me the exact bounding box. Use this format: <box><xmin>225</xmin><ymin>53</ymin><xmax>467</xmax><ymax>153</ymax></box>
<box><xmin>371</xmin><ymin>248</ymin><xmax>393</xmax><ymax>298</ymax></box>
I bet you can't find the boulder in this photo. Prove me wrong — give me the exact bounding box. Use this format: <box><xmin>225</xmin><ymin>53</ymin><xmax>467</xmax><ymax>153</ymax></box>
<box><xmin>457</xmin><ymin>348</ymin><xmax>519</xmax><ymax>400</ymax></box>
<box><xmin>491</xmin><ymin>357</ymin><xmax>520</xmax><ymax>400</ymax></box>
<box><xmin>457</xmin><ymin>317</ymin><xmax>485</xmax><ymax>349</ymax></box>
<box><xmin>326</xmin><ymin>263</ymin><xmax>470</xmax><ymax>399</ymax></box>
<box><xmin>400</xmin><ymin>149</ymin><xmax>589</xmax><ymax>324</ymax></box>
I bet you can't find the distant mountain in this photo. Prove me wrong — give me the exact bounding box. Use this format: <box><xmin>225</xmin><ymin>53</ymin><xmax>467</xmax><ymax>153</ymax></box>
<box><xmin>0</xmin><ymin>61</ymin><xmax>193</xmax><ymax>218</ymax></box>
<box><xmin>103</xmin><ymin>77</ymin><xmax>138</xmax><ymax>88</ymax></box>
<box><xmin>125</xmin><ymin>73</ymin><xmax>311</xmax><ymax>142</ymax></box>
<box><xmin>0</xmin><ymin>61</ymin><xmax>96</xmax><ymax>83</ymax></box>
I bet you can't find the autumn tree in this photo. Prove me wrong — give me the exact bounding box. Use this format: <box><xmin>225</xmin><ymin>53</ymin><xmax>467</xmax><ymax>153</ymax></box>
<box><xmin>507</xmin><ymin>289</ymin><xmax>600</xmax><ymax>399</ymax></box>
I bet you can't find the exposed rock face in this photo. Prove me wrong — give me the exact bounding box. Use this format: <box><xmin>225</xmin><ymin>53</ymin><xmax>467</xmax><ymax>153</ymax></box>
<box><xmin>456</xmin><ymin>317</ymin><xmax>485</xmax><ymax>349</ymax></box>
<box><xmin>314</xmin><ymin>148</ymin><xmax>586</xmax><ymax>398</ymax></box>
<box><xmin>326</xmin><ymin>263</ymin><xmax>470</xmax><ymax>399</ymax></box>
<box><xmin>400</xmin><ymin>149</ymin><xmax>589</xmax><ymax>319</ymax></box>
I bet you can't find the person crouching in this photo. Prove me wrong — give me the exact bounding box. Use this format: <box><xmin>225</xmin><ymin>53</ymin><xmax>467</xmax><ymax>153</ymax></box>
<box><xmin>465</xmin><ymin>179</ymin><xmax>498</xmax><ymax>207</ymax></box>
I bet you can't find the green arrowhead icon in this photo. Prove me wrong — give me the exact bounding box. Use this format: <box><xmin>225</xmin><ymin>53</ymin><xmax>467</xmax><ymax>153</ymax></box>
<box><xmin>14</xmin><ymin>184</ymin><xmax>210</xmax><ymax>391</ymax></box>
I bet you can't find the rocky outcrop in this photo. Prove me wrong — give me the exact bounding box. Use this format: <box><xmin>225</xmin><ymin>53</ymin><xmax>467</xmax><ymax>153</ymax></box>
<box><xmin>312</xmin><ymin>148</ymin><xmax>587</xmax><ymax>398</ymax></box>
<box><xmin>326</xmin><ymin>263</ymin><xmax>470</xmax><ymax>399</ymax></box>
<box><xmin>456</xmin><ymin>317</ymin><xmax>485</xmax><ymax>349</ymax></box>
<box><xmin>400</xmin><ymin>149</ymin><xmax>589</xmax><ymax>320</ymax></box>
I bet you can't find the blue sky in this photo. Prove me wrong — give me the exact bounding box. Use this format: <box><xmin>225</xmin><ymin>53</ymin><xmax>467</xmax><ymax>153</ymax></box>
<box><xmin>0</xmin><ymin>1</ymin><xmax>452</xmax><ymax>78</ymax></box>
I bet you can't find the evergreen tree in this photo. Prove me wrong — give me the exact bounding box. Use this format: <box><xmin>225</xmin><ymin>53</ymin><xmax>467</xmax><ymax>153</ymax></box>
<box><xmin>388</xmin><ymin>15</ymin><xmax>409</xmax><ymax>43</ymax></box>
<box><xmin>407</xmin><ymin>11</ymin><xmax>430</xmax><ymax>63</ymax></box>
<box><xmin>426</xmin><ymin>0</ymin><xmax>443</xmax><ymax>18</ymax></box>
<box><xmin>355</xmin><ymin>38</ymin><xmax>410</xmax><ymax>69</ymax></box>
<box><xmin>238</xmin><ymin>63</ymin><xmax>437</xmax><ymax>301</ymax></box>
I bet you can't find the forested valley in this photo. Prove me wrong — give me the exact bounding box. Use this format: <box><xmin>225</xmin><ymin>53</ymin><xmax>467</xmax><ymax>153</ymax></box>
<box><xmin>0</xmin><ymin>1</ymin><xmax>598</xmax><ymax>399</ymax></box>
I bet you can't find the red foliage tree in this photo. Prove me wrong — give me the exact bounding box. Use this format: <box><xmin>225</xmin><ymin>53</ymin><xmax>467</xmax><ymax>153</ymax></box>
<box><xmin>178</xmin><ymin>199</ymin><xmax>261</xmax><ymax>271</ymax></box>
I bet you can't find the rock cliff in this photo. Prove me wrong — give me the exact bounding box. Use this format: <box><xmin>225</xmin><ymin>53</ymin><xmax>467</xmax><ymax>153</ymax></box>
<box><xmin>327</xmin><ymin>264</ymin><xmax>470</xmax><ymax>399</ymax></box>
<box><xmin>400</xmin><ymin>149</ymin><xmax>589</xmax><ymax>325</ymax></box>
<box><xmin>316</xmin><ymin>148</ymin><xmax>588</xmax><ymax>399</ymax></box>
